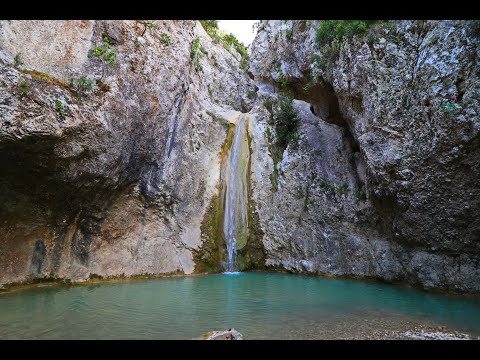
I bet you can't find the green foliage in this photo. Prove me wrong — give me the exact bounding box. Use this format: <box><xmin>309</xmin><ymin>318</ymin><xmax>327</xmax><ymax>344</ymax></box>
<box><xmin>274</xmin><ymin>34</ymin><xmax>278</xmax><ymax>42</ymax></box>
<box><xmin>138</xmin><ymin>20</ymin><xmax>160</xmax><ymax>33</ymax></box>
<box><xmin>315</xmin><ymin>20</ymin><xmax>373</xmax><ymax>47</ymax></box>
<box><xmin>240</xmin><ymin>56</ymin><xmax>249</xmax><ymax>72</ymax></box>
<box><xmin>14</xmin><ymin>53</ymin><xmax>22</xmax><ymax>68</ymax></box>
<box><xmin>274</xmin><ymin>94</ymin><xmax>300</xmax><ymax>150</ymax></box>
<box><xmin>319</xmin><ymin>180</ymin><xmax>350</xmax><ymax>198</ymax></box>
<box><xmin>198</xmin><ymin>20</ymin><xmax>249</xmax><ymax>70</ymax></box>
<box><xmin>440</xmin><ymin>102</ymin><xmax>462</xmax><ymax>113</ymax></box>
<box><xmin>199</xmin><ymin>20</ymin><xmax>219</xmax><ymax>37</ymax></box>
<box><xmin>289</xmin><ymin>131</ymin><xmax>300</xmax><ymax>150</ymax></box>
<box><xmin>285</xmin><ymin>28</ymin><xmax>293</xmax><ymax>40</ymax></box>
<box><xmin>265</xmin><ymin>94</ymin><xmax>300</xmax><ymax>192</ymax></box>
<box><xmin>55</xmin><ymin>100</ymin><xmax>66</xmax><ymax>120</ymax></box>
<box><xmin>265</xmin><ymin>127</ymin><xmax>272</xmax><ymax>142</ymax></box>
<box><xmin>263</xmin><ymin>98</ymin><xmax>273</xmax><ymax>112</ymax></box>
<box><xmin>72</xmin><ymin>76</ymin><xmax>94</xmax><ymax>92</ymax></box>
<box><xmin>338</xmin><ymin>182</ymin><xmax>349</xmax><ymax>194</ymax></box>
<box><xmin>313</xmin><ymin>20</ymin><xmax>376</xmax><ymax>83</ymax></box>
<box><xmin>355</xmin><ymin>190</ymin><xmax>367</xmax><ymax>202</ymax></box>
<box><xmin>222</xmin><ymin>33</ymin><xmax>248</xmax><ymax>59</ymax></box>
<box><xmin>191</xmin><ymin>37</ymin><xmax>200</xmax><ymax>60</ymax></box>
<box><xmin>320</xmin><ymin>179</ymin><xmax>337</xmax><ymax>195</ymax></box>
<box><xmin>190</xmin><ymin>37</ymin><xmax>202</xmax><ymax>71</ymax></box>
<box><xmin>277</xmin><ymin>71</ymin><xmax>288</xmax><ymax>89</ymax></box>
<box><xmin>246</xmin><ymin>90</ymin><xmax>257</xmax><ymax>100</ymax></box>
<box><xmin>88</xmin><ymin>37</ymin><xmax>118</xmax><ymax>66</ymax></box>
<box><xmin>270</xmin><ymin>167</ymin><xmax>279</xmax><ymax>192</ymax></box>
<box><xmin>18</xmin><ymin>77</ymin><xmax>29</xmax><ymax>94</ymax></box>
<box><xmin>160</xmin><ymin>33</ymin><xmax>171</xmax><ymax>47</ymax></box>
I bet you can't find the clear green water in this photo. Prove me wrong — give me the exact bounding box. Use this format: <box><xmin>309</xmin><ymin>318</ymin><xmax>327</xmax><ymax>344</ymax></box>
<box><xmin>1</xmin><ymin>272</ymin><xmax>480</xmax><ymax>339</ymax></box>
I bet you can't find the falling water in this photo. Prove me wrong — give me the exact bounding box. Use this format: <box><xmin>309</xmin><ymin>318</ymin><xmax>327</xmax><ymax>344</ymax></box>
<box><xmin>221</xmin><ymin>114</ymin><xmax>250</xmax><ymax>273</ymax></box>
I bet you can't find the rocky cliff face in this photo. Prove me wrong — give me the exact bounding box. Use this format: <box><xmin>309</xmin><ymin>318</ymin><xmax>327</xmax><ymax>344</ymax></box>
<box><xmin>248</xmin><ymin>20</ymin><xmax>480</xmax><ymax>292</ymax></box>
<box><xmin>0</xmin><ymin>20</ymin><xmax>255</xmax><ymax>285</ymax></box>
<box><xmin>1</xmin><ymin>20</ymin><xmax>479</xmax><ymax>294</ymax></box>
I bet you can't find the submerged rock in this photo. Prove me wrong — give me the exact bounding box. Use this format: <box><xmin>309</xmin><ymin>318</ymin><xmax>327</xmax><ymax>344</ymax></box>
<box><xmin>197</xmin><ymin>328</ymin><xmax>244</xmax><ymax>340</ymax></box>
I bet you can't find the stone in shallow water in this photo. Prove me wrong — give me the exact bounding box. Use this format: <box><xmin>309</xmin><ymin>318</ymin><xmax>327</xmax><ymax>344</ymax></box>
<box><xmin>196</xmin><ymin>328</ymin><xmax>243</xmax><ymax>340</ymax></box>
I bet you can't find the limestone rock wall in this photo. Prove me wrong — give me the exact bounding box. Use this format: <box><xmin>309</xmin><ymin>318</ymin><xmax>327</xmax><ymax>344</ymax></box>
<box><xmin>0</xmin><ymin>20</ymin><xmax>254</xmax><ymax>284</ymax></box>
<box><xmin>248</xmin><ymin>20</ymin><xmax>480</xmax><ymax>293</ymax></box>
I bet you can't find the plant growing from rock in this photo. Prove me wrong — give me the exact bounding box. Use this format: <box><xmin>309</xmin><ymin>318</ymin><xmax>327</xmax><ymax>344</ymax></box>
<box><xmin>55</xmin><ymin>100</ymin><xmax>66</xmax><ymax>120</ymax></box>
<box><xmin>160</xmin><ymin>33</ymin><xmax>171</xmax><ymax>47</ymax></box>
<box><xmin>285</xmin><ymin>28</ymin><xmax>293</xmax><ymax>40</ymax></box>
<box><xmin>440</xmin><ymin>95</ymin><xmax>462</xmax><ymax>113</ymax></box>
<box><xmin>273</xmin><ymin>94</ymin><xmax>300</xmax><ymax>151</ymax></box>
<box><xmin>137</xmin><ymin>20</ymin><xmax>160</xmax><ymax>36</ymax></box>
<box><xmin>199</xmin><ymin>20</ymin><xmax>249</xmax><ymax>68</ymax></box>
<box><xmin>276</xmin><ymin>71</ymin><xmax>288</xmax><ymax>89</ymax></box>
<box><xmin>18</xmin><ymin>77</ymin><xmax>29</xmax><ymax>94</ymax></box>
<box><xmin>191</xmin><ymin>37</ymin><xmax>203</xmax><ymax>72</ymax></box>
<box><xmin>313</xmin><ymin>20</ymin><xmax>377</xmax><ymax>83</ymax></box>
<box><xmin>71</xmin><ymin>76</ymin><xmax>94</xmax><ymax>93</ymax></box>
<box><xmin>199</xmin><ymin>20</ymin><xmax>219</xmax><ymax>38</ymax></box>
<box><xmin>14</xmin><ymin>53</ymin><xmax>23</xmax><ymax>68</ymax></box>
<box><xmin>88</xmin><ymin>36</ymin><xmax>118</xmax><ymax>81</ymax></box>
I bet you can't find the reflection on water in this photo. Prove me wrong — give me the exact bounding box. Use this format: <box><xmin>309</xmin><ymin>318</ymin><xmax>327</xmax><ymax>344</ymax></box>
<box><xmin>1</xmin><ymin>272</ymin><xmax>479</xmax><ymax>339</ymax></box>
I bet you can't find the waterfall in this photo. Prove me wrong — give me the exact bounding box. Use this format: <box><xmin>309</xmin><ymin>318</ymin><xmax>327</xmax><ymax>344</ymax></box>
<box><xmin>221</xmin><ymin>114</ymin><xmax>250</xmax><ymax>273</ymax></box>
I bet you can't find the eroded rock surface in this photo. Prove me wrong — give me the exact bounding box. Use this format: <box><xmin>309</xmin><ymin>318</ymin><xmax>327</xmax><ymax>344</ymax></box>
<box><xmin>248</xmin><ymin>20</ymin><xmax>480</xmax><ymax>293</ymax></box>
<box><xmin>0</xmin><ymin>20</ymin><xmax>254</xmax><ymax>284</ymax></box>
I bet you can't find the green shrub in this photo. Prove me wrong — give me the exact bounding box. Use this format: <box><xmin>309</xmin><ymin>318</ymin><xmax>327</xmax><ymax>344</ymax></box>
<box><xmin>88</xmin><ymin>37</ymin><xmax>118</xmax><ymax>66</ymax></box>
<box><xmin>137</xmin><ymin>20</ymin><xmax>160</xmax><ymax>36</ymax></box>
<box><xmin>265</xmin><ymin>127</ymin><xmax>272</xmax><ymax>142</ymax></box>
<box><xmin>355</xmin><ymin>190</ymin><xmax>367</xmax><ymax>202</ymax></box>
<box><xmin>240</xmin><ymin>56</ymin><xmax>249</xmax><ymax>72</ymax></box>
<box><xmin>315</xmin><ymin>20</ymin><xmax>373</xmax><ymax>47</ymax></box>
<box><xmin>319</xmin><ymin>179</ymin><xmax>337</xmax><ymax>195</ymax></box>
<box><xmin>72</xmin><ymin>76</ymin><xmax>94</xmax><ymax>92</ymax></box>
<box><xmin>199</xmin><ymin>20</ymin><xmax>219</xmax><ymax>38</ymax></box>
<box><xmin>277</xmin><ymin>71</ymin><xmax>288</xmax><ymax>89</ymax></box>
<box><xmin>313</xmin><ymin>20</ymin><xmax>376</xmax><ymax>83</ymax></box>
<box><xmin>18</xmin><ymin>77</ymin><xmax>29</xmax><ymax>94</ymax></box>
<box><xmin>14</xmin><ymin>53</ymin><xmax>22</xmax><ymax>68</ymax></box>
<box><xmin>55</xmin><ymin>100</ymin><xmax>66</xmax><ymax>120</ymax></box>
<box><xmin>440</xmin><ymin>102</ymin><xmax>462</xmax><ymax>113</ymax></box>
<box><xmin>265</xmin><ymin>94</ymin><xmax>300</xmax><ymax>192</ymax></box>
<box><xmin>191</xmin><ymin>37</ymin><xmax>200</xmax><ymax>60</ymax></box>
<box><xmin>338</xmin><ymin>182</ymin><xmax>349</xmax><ymax>194</ymax></box>
<box><xmin>263</xmin><ymin>97</ymin><xmax>273</xmax><ymax>112</ymax></box>
<box><xmin>285</xmin><ymin>28</ymin><xmax>293</xmax><ymax>40</ymax></box>
<box><xmin>160</xmin><ymin>33</ymin><xmax>170</xmax><ymax>47</ymax></box>
<box><xmin>274</xmin><ymin>94</ymin><xmax>300</xmax><ymax>150</ymax></box>
<box><xmin>190</xmin><ymin>37</ymin><xmax>202</xmax><ymax>71</ymax></box>
<box><xmin>246</xmin><ymin>90</ymin><xmax>257</xmax><ymax>100</ymax></box>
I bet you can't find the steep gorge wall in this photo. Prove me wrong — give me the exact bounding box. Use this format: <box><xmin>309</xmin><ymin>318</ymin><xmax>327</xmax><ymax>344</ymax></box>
<box><xmin>248</xmin><ymin>20</ymin><xmax>480</xmax><ymax>293</ymax></box>
<box><xmin>1</xmin><ymin>19</ymin><xmax>479</xmax><ymax>294</ymax></box>
<box><xmin>0</xmin><ymin>20</ymin><xmax>255</xmax><ymax>285</ymax></box>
